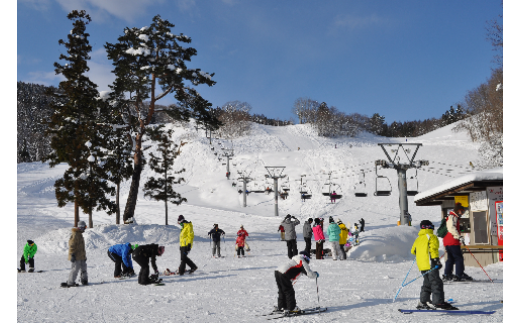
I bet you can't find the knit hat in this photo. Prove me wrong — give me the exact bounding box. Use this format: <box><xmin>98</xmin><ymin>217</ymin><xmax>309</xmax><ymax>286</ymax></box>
<box><xmin>314</xmin><ymin>218</ymin><xmax>320</xmax><ymax>225</ymax></box>
<box><xmin>27</xmin><ymin>240</ymin><xmax>34</xmax><ymax>245</ymax></box>
<box><xmin>285</xmin><ymin>214</ymin><xmax>291</xmax><ymax>219</ymax></box>
<box><xmin>157</xmin><ymin>246</ymin><xmax>165</xmax><ymax>256</ymax></box>
<box><xmin>308</xmin><ymin>218</ymin><xmax>313</xmax><ymax>223</ymax></box>
<box><xmin>420</xmin><ymin>220</ymin><xmax>434</xmax><ymax>230</ymax></box>
<box><xmin>299</xmin><ymin>250</ymin><xmax>310</xmax><ymax>263</ymax></box>
<box><xmin>177</xmin><ymin>215</ymin><xmax>185</xmax><ymax>223</ymax></box>
<box><xmin>329</xmin><ymin>216</ymin><xmax>335</xmax><ymax>223</ymax></box>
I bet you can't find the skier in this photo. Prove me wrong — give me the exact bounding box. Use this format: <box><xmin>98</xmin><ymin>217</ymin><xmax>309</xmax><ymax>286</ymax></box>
<box><xmin>107</xmin><ymin>242</ymin><xmax>136</xmax><ymax>278</ymax></box>
<box><xmin>132</xmin><ymin>244</ymin><xmax>165</xmax><ymax>285</ymax></box>
<box><xmin>178</xmin><ymin>215</ymin><xmax>197</xmax><ymax>275</ymax></box>
<box><xmin>61</xmin><ymin>221</ymin><xmax>88</xmax><ymax>287</ymax></box>
<box><xmin>302</xmin><ymin>218</ymin><xmax>313</xmax><ymax>256</ymax></box>
<box><xmin>272</xmin><ymin>251</ymin><xmax>319</xmax><ymax>315</ymax></box>
<box><xmin>236</xmin><ymin>225</ymin><xmax>249</xmax><ymax>258</ymax></box>
<box><xmin>281</xmin><ymin>214</ymin><xmax>300</xmax><ymax>258</ymax></box>
<box><xmin>359</xmin><ymin>218</ymin><xmax>365</xmax><ymax>232</ymax></box>
<box><xmin>327</xmin><ymin>217</ymin><xmax>343</xmax><ymax>260</ymax></box>
<box><xmin>337</xmin><ymin>219</ymin><xmax>351</xmax><ymax>260</ymax></box>
<box><xmin>442</xmin><ymin>203</ymin><xmax>473</xmax><ymax>282</ymax></box>
<box><xmin>411</xmin><ymin>220</ymin><xmax>458</xmax><ymax>310</ymax></box>
<box><xmin>312</xmin><ymin>218</ymin><xmax>325</xmax><ymax>259</ymax></box>
<box><xmin>331</xmin><ymin>191</ymin><xmax>337</xmax><ymax>203</ymax></box>
<box><xmin>18</xmin><ymin>240</ymin><xmax>37</xmax><ymax>273</ymax></box>
<box><xmin>278</xmin><ymin>224</ymin><xmax>285</xmax><ymax>241</ymax></box>
<box><xmin>208</xmin><ymin>224</ymin><xmax>226</xmax><ymax>258</ymax></box>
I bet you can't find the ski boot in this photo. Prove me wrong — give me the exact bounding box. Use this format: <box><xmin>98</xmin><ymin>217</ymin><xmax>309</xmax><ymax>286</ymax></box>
<box><xmin>17</xmin><ymin>269</ymin><xmax>26</xmax><ymax>273</ymax></box>
<box><xmin>28</xmin><ymin>268</ymin><xmax>34</xmax><ymax>273</ymax></box>
<box><xmin>417</xmin><ymin>302</ymin><xmax>433</xmax><ymax>310</ymax></box>
<box><xmin>284</xmin><ymin>306</ymin><xmax>302</xmax><ymax>315</ymax></box>
<box><xmin>461</xmin><ymin>273</ymin><xmax>473</xmax><ymax>281</ymax></box>
<box><xmin>434</xmin><ymin>302</ymin><xmax>459</xmax><ymax>310</ymax></box>
<box><xmin>442</xmin><ymin>274</ymin><xmax>452</xmax><ymax>282</ymax></box>
<box><xmin>189</xmin><ymin>266</ymin><xmax>198</xmax><ymax>274</ymax></box>
<box><xmin>61</xmin><ymin>282</ymin><xmax>79</xmax><ymax>288</ymax></box>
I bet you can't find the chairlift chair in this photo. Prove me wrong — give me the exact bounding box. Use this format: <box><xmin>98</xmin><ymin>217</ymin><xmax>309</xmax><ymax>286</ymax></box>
<box><xmin>374</xmin><ymin>165</ymin><xmax>392</xmax><ymax>196</ymax></box>
<box><xmin>406</xmin><ymin>168</ymin><xmax>419</xmax><ymax>196</ymax></box>
<box><xmin>354</xmin><ymin>170</ymin><xmax>368</xmax><ymax>197</ymax></box>
<box><xmin>322</xmin><ymin>183</ymin><xmax>343</xmax><ymax>199</ymax></box>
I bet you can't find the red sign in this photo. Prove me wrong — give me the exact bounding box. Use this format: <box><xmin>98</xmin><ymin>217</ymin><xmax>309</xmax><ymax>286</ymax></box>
<box><xmin>495</xmin><ymin>201</ymin><xmax>503</xmax><ymax>261</ymax></box>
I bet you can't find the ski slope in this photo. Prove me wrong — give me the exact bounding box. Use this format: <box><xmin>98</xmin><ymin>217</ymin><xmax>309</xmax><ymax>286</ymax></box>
<box><xmin>16</xmin><ymin>120</ymin><xmax>503</xmax><ymax>322</ymax></box>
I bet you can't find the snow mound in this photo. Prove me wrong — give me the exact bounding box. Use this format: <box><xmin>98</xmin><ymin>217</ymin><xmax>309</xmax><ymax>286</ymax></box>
<box><xmin>348</xmin><ymin>226</ymin><xmax>418</xmax><ymax>262</ymax></box>
<box><xmin>36</xmin><ymin>224</ymin><xmax>181</xmax><ymax>254</ymax></box>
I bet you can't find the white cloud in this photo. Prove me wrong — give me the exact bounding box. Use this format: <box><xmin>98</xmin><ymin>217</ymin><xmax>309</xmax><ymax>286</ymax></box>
<box><xmin>19</xmin><ymin>0</ymin><xmax>52</xmax><ymax>11</ymax></box>
<box><xmin>26</xmin><ymin>71</ymin><xmax>65</xmax><ymax>86</ymax></box>
<box><xmin>333</xmin><ymin>13</ymin><xmax>389</xmax><ymax>30</ymax></box>
<box><xmin>53</xmin><ymin>0</ymin><xmax>163</xmax><ymax>23</ymax></box>
<box><xmin>175</xmin><ymin>0</ymin><xmax>196</xmax><ymax>12</ymax></box>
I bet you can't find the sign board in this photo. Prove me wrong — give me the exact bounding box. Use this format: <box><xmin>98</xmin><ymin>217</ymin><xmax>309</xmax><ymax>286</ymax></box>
<box><xmin>454</xmin><ymin>195</ymin><xmax>469</xmax><ymax>207</ymax></box>
<box><xmin>487</xmin><ymin>186</ymin><xmax>503</xmax><ymax>246</ymax></box>
<box><xmin>495</xmin><ymin>200</ymin><xmax>503</xmax><ymax>261</ymax></box>
<box><xmin>470</xmin><ymin>191</ymin><xmax>488</xmax><ymax>211</ymax></box>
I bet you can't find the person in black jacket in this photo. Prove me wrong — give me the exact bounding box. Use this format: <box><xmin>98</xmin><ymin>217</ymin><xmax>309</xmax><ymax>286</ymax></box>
<box><xmin>132</xmin><ymin>244</ymin><xmax>165</xmax><ymax>285</ymax></box>
<box><xmin>359</xmin><ymin>218</ymin><xmax>365</xmax><ymax>232</ymax></box>
<box><xmin>208</xmin><ymin>224</ymin><xmax>226</xmax><ymax>258</ymax></box>
<box><xmin>302</xmin><ymin>218</ymin><xmax>313</xmax><ymax>256</ymax></box>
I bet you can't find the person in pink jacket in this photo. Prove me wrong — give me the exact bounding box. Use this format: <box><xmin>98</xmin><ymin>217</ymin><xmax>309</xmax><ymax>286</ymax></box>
<box><xmin>312</xmin><ymin>218</ymin><xmax>325</xmax><ymax>259</ymax></box>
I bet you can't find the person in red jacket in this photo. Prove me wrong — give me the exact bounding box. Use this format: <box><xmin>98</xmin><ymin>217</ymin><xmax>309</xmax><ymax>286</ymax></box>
<box><xmin>278</xmin><ymin>225</ymin><xmax>285</xmax><ymax>241</ymax></box>
<box><xmin>236</xmin><ymin>225</ymin><xmax>249</xmax><ymax>258</ymax></box>
<box><xmin>442</xmin><ymin>203</ymin><xmax>473</xmax><ymax>282</ymax></box>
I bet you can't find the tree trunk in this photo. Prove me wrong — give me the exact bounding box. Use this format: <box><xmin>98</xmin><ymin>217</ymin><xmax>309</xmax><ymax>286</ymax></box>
<box><xmin>116</xmin><ymin>181</ymin><xmax>120</xmax><ymax>225</ymax></box>
<box><xmin>74</xmin><ymin>198</ymin><xmax>79</xmax><ymax>228</ymax></box>
<box><xmin>164</xmin><ymin>169</ymin><xmax>168</xmax><ymax>225</ymax></box>
<box><xmin>165</xmin><ymin>199</ymin><xmax>168</xmax><ymax>225</ymax></box>
<box><xmin>122</xmin><ymin>163</ymin><xmax>142</xmax><ymax>222</ymax></box>
<box><xmin>89</xmin><ymin>210</ymin><xmax>93</xmax><ymax>228</ymax></box>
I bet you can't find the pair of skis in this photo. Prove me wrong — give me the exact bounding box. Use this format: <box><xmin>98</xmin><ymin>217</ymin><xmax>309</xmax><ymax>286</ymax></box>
<box><xmin>398</xmin><ymin>309</ymin><xmax>496</xmax><ymax>315</ymax></box>
<box><xmin>258</xmin><ymin>307</ymin><xmax>327</xmax><ymax>320</ymax></box>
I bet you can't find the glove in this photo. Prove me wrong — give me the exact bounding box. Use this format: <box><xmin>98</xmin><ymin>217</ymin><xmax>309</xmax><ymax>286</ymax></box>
<box><xmin>71</xmin><ymin>254</ymin><xmax>76</xmax><ymax>262</ymax></box>
<box><xmin>459</xmin><ymin>237</ymin><xmax>465</xmax><ymax>245</ymax></box>
<box><xmin>316</xmin><ymin>272</ymin><xmax>319</xmax><ymax>278</ymax></box>
<box><xmin>431</xmin><ymin>258</ymin><xmax>442</xmax><ymax>270</ymax></box>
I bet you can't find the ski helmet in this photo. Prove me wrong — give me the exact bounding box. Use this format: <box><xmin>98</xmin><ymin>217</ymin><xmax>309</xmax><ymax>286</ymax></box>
<box><xmin>214</xmin><ymin>223</ymin><xmax>218</xmax><ymax>228</ymax></box>
<box><xmin>420</xmin><ymin>220</ymin><xmax>434</xmax><ymax>230</ymax></box>
<box><xmin>329</xmin><ymin>216</ymin><xmax>335</xmax><ymax>223</ymax></box>
<box><xmin>308</xmin><ymin>218</ymin><xmax>313</xmax><ymax>223</ymax></box>
<box><xmin>177</xmin><ymin>215</ymin><xmax>185</xmax><ymax>223</ymax></box>
<box><xmin>27</xmin><ymin>240</ymin><xmax>35</xmax><ymax>245</ymax></box>
<box><xmin>77</xmin><ymin>221</ymin><xmax>87</xmax><ymax>230</ymax></box>
<box><xmin>299</xmin><ymin>250</ymin><xmax>311</xmax><ymax>263</ymax></box>
<box><xmin>285</xmin><ymin>214</ymin><xmax>291</xmax><ymax>219</ymax></box>
<box><xmin>314</xmin><ymin>218</ymin><xmax>320</xmax><ymax>225</ymax></box>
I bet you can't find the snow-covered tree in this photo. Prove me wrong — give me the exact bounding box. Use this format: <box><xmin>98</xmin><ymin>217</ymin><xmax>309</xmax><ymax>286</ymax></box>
<box><xmin>216</xmin><ymin>101</ymin><xmax>251</xmax><ymax>138</ymax></box>
<box><xmin>144</xmin><ymin>125</ymin><xmax>186</xmax><ymax>225</ymax></box>
<box><xmin>105</xmin><ymin>15</ymin><xmax>216</xmax><ymax>223</ymax></box>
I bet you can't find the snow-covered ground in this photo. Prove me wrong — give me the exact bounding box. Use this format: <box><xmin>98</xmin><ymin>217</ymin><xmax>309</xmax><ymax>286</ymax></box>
<box><xmin>16</xmin><ymin>121</ymin><xmax>504</xmax><ymax>322</ymax></box>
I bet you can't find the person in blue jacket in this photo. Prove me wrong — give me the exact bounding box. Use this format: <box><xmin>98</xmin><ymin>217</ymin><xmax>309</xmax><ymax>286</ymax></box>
<box><xmin>108</xmin><ymin>243</ymin><xmax>137</xmax><ymax>278</ymax></box>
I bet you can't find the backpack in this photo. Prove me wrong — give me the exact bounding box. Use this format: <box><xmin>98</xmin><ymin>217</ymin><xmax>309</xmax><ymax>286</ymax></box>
<box><xmin>437</xmin><ymin>217</ymin><xmax>448</xmax><ymax>238</ymax></box>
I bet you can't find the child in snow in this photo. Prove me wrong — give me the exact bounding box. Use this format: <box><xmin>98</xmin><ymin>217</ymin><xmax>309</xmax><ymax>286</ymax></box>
<box><xmin>281</xmin><ymin>214</ymin><xmax>300</xmax><ymax>259</ymax></box>
<box><xmin>132</xmin><ymin>244</ymin><xmax>165</xmax><ymax>285</ymax></box>
<box><xmin>352</xmin><ymin>223</ymin><xmax>360</xmax><ymax>245</ymax></box>
<box><xmin>411</xmin><ymin>220</ymin><xmax>458</xmax><ymax>310</ymax></box>
<box><xmin>61</xmin><ymin>221</ymin><xmax>88</xmax><ymax>287</ymax></box>
<box><xmin>327</xmin><ymin>217</ymin><xmax>343</xmax><ymax>260</ymax></box>
<box><xmin>278</xmin><ymin>224</ymin><xmax>285</xmax><ymax>241</ymax></box>
<box><xmin>18</xmin><ymin>240</ymin><xmax>37</xmax><ymax>273</ymax></box>
<box><xmin>107</xmin><ymin>242</ymin><xmax>136</xmax><ymax>278</ymax></box>
<box><xmin>273</xmin><ymin>251</ymin><xmax>318</xmax><ymax>315</ymax></box>
<box><xmin>312</xmin><ymin>218</ymin><xmax>325</xmax><ymax>259</ymax></box>
<box><xmin>236</xmin><ymin>225</ymin><xmax>249</xmax><ymax>257</ymax></box>
<box><xmin>337</xmin><ymin>219</ymin><xmax>351</xmax><ymax>259</ymax></box>
<box><xmin>178</xmin><ymin>215</ymin><xmax>197</xmax><ymax>275</ymax></box>
<box><xmin>208</xmin><ymin>224</ymin><xmax>226</xmax><ymax>258</ymax></box>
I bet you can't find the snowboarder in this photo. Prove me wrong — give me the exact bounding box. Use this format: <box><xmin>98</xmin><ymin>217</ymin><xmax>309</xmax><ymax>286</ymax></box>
<box><xmin>359</xmin><ymin>218</ymin><xmax>365</xmax><ymax>232</ymax></box>
<box><xmin>331</xmin><ymin>191</ymin><xmax>337</xmax><ymax>203</ymax></box>
<box><xmin>107</xmin><ymin>242</ymin><xmax>136</xmax><ymax>278</ymax></box>
<box><xmin>281</xmin><ymin>214</ymin><xmax>300</xmax><ymax>259</ymax></box>
<box><xmin>236</xmin><ymin>225</ymin><xmax>249</xmax><ymax>258</ymax></box>
<box><xmin>18</xmin><ymin>240</ymin><xmax>37</xmax><ymax>273</ymax></box>
<box><xmin>178</xmin><ymin>215</ymin><xmax>197</xmax><ymax>275</ymax></box>
<box><xmin>132</xmin><ymin>244</ymin><xmax>165</xmax><ymax>285</ymax></box>
<box><xmin>303</xmin><ymin>218</ymin><xmax>313</xmax><ymax>256</ymax></box>
<box><xmin>278</xmin><ymin>224</ymin><xmax>285</xmax><ymax>241</ymax></box>
<box><xmin>208</xmin><ymin>224</ymin><xmax>226</xmax><ymax>258</ymax></box>
<box><xmin>337</xmin><ymin>219</ymin><xmax>351</xmax><ymax>260</ymax></box>
<box><xmin>442</xmin><ymin>203</ymin><xmax>473</xmax><ymax>282</ymax></box>
<box><xmin>273</xmin><ymin>251</ymin><xmax>319</xmax><ymax>315</ymax></box>
<box><xmin>61</xmin><ymin>221</ymin><xmax>88</xmax><ymax>287</ymax></box>
<box><xmin>312</xmin><ymin>218</ymin><xmax>325</xmax><ymax>259</ymax></box>
<box><xmin>411</xmin><ymin>220</ymin><xmax>458</xmax><ymax>310</ymax></box>
<box><xmin>327</xmin><ymin>217</ymin><xmax>343</xmax><ymax>260</ymax></box>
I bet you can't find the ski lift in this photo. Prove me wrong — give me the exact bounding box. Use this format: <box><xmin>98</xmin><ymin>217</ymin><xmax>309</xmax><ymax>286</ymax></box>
<box><xmin>374</xmin><ymin>165</ymin><xmax>392</xmax><ymax>196</ymax></box>
<box><xmin>222</xmin><ymin>163</ymin><xmax>226</xmax><ymax>166</ymax></box>
<box><xmin>407</xmin><ymin>168</ymin><xmax>419</xmax><ymax>196</ymax></box>
<box><xmin>321</xmin><ymin>183</ymin><xmax>343</xmax><ymax>199</ymax></box>
<box><xmin>354</xmin><ymin>170</ymin><xmax>368</xmax><ymax>197</ymax></box>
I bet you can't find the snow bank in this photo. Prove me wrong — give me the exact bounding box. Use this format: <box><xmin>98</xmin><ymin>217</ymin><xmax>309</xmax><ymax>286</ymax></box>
<box><xmin>347</xmin><ymin>226</ymin><xmax>418</xmax><ymax>262</ymax></box>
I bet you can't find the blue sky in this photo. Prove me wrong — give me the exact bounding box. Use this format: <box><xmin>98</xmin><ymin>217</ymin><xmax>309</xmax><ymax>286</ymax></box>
<box><xmin>17</xmin><ymin>0</ymin><xmax>503</xmax><ymax>123</ymax></box>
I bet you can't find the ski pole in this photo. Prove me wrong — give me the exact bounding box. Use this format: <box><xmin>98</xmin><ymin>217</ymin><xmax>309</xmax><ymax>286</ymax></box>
<box><xmin>315</xmin><ymin>276</ymin><xmax>321</xmax><ymax>310</ymax></box>
<box><xmin>465</xmin><ymin>247</ymin><xmax>494</xmax><ymax>283</ymax></box>
<box><xmin>393</xmin><ymin>259</ymin><xmax>415</xmax><ymax>302</ymax></box>
<box><xmin>402</xmin><ymin>265</ymin><xmax>439</xmax><ymax>288</ymax></box>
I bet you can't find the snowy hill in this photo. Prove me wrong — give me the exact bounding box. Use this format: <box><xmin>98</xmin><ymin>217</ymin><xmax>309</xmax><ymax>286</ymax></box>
<box><xmin>16</xmin><ymin>121</ymin><xmax>503</xmax><ymax>322</ymax></box>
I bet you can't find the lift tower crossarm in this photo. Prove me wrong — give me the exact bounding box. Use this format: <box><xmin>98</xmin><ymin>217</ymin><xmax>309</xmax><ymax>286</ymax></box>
<box><xmin>377</xmin><ymin>143</ymin><xmax>422</xmax><ymax>166</ymax></box>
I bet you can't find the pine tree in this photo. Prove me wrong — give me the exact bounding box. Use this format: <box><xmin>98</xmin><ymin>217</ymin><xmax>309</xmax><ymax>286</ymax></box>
<box><xmin>144</xmin><ymin>125</ymin><xmax>187</xmax><ymax>225</ymax></box>
<box><xmin>105</xmin><ymin>15</ymin><xmax>215</xmax><ymax>223</ymax></box>
<box><xmin>44</xmin><ymin>10</ymin><xmax>115</xmax><ymax>228</ymax></box>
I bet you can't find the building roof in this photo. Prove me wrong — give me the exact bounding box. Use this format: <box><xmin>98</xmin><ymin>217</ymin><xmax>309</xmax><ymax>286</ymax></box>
<box><xmin>414</xmin><ymin>168</ymin><xmax>503</xmax><ymax>206</ymax></box>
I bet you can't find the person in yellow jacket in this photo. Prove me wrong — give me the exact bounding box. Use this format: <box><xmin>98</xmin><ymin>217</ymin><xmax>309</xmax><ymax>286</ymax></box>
<box><xmin>337</xmin><ymin>219</ymin><xmax>350</xmax><ymax>260</ymax></box>
<box><xmin>411</xmin><ymin>220</ymin><xmax>457</xmax><ymax>311</ymax></box>
<box><xmin>177</xmin><ymin>215</ymin><xmax>197</xmax><ymax>275</ymax></box>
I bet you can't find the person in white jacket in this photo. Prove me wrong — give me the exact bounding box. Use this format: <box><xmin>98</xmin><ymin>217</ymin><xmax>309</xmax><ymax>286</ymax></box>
<box><xmin>273</xmin><ymin>251</ymin><xmax>319</xmax><ymax>314</ymax></box>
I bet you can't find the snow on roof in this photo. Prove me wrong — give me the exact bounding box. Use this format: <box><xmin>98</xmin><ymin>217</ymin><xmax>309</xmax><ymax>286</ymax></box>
<box><xmin>414</xmin><ymin>167</ymin><xmax>503</xmax><ymax>202</ymax></box>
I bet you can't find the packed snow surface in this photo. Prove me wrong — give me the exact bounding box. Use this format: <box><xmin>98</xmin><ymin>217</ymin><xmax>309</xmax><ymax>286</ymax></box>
<box><xmin>17</xmin><ymin>121</ymin><xmax>503</xmax><ymax>322</ymax></box>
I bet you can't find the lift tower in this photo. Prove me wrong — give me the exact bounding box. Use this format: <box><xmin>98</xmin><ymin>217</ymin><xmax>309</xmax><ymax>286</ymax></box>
<box><xmin>265</xmin><ymin>166</ymin><xmax>286</xmax><ymax>217</ymax></box>
<box><xmin>375</xmin><ymin>143</ymin><xmax>429</xmax><ymax>226</ymax></box>
<box><xmin>222</xmin><ymin>148</ymin><xmax>234</xmax><ymax>179</ymax></box>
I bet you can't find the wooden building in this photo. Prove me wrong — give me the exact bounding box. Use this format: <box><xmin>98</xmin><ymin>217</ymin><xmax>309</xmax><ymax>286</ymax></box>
<box><xmin>414</xmin><ymin>168</ymin><xmax>503</xmax><ymax>267</ymax></box>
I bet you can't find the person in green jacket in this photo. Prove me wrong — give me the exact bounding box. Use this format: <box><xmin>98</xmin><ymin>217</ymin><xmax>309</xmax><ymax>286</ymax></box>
<box><xmin>411</xmin><ymin>220</ymin><xmax>458</xmax><ymax>311</ymax></box>
<box><xmin>18</xmin><ymin>240</ymin><xmax>37</xmax><ymax>273</ymax></box>
<box><xmin>326</xmin><ymin>217</ymin><xmax>342</xmax><ymax>260</ymax></box>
